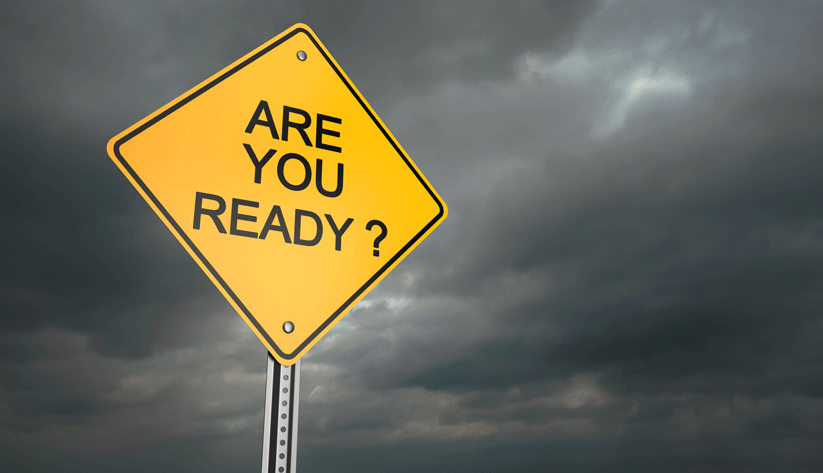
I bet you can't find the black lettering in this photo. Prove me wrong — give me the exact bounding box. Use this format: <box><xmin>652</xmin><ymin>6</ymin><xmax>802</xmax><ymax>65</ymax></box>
<box><xmin>316</xmin><ymin>114</ymin><xmax>342</xmax><ymax>153</ymax></box>
<box><xmin>243</xmin><ymin>143</ymin><xmax>277</xmax><ymax>184</ymax></box>
<box><xmin>245</xmin><ymin>100</ymin><xmax>279</xmax><ymax>139</ymax></box>
<box><xmin>193</xmin><ymin>192</ymin><xmax>226</xmax><ymax>233</ymax></box>
<box><xmin>277</xmin><ymin>153</ymin><xmax>312</xmax><ymax>191</ymax></box>
<box><xmin>325</xmin><ymin>215</ymin><xmax>353</xmax><ymax>251</ymax></box>
<box><xmin>259</xmin><ymin>205</ymin><xmax>292</xmax><ymax>243</ymax></box>
<box><xmin>282</xmin><ymin>106</ymin><xmax>313</xmax><ymax>147</ymax></box>
<box><xmin>294</xmin><ymin>209</ymin><xmax>322</xmax><ymax>246</ymax></box>
<box><xmin>315</xmin><ymin>159</ymin><xmax>344</xmax><ymax>198</ymax></box>
<box><xmin>230</xmin><ymin>198</ymin><xmax>259</xmax><ymax>239</ymax></box>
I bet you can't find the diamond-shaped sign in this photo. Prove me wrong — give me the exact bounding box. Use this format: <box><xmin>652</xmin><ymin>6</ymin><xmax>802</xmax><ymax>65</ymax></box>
<box><xmin>106</xmin><ymin>24</ymin><xmax>447</xmax><ymax>365</ymax></box>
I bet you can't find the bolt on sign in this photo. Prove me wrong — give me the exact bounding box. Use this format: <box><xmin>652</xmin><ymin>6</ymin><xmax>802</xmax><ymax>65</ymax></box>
<box><xmin>107</xmin><ymin>24</ymin><xmax>447</xmax><ymax>365</ymax></box>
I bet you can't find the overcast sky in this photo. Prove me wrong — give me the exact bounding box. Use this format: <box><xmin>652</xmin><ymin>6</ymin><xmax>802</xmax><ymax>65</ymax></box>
<box><xmin>2</xmin><ymin>1</ymin><xmax>823</xmax><ymax>472</ymax></box>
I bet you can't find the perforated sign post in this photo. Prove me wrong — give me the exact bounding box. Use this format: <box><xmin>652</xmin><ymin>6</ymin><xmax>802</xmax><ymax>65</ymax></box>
<box><xmin>107</xmin><ymin>24</ymin><xmax>446</xmax><ymax>472</ymax></box>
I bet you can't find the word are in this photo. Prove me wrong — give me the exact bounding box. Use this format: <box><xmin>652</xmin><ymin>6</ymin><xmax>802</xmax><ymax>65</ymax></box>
<box><xmin>246</xmin><ymin>101</ymin><xmax>342</xmax><ymax>153</ymax></box>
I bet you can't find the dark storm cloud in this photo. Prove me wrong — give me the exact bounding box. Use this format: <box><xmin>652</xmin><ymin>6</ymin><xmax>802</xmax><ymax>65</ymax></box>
<box><xmin>1</xmin><ymin>0</ymin><xmax>599</xmax><ymax>126</ymax></box>
<box><xmin>463</xmin><ymin>35</ymin><xmax>823</xmax><ymax>391</ymax></box>
<box><xmin>334</xmin><ymin>4</ymin><xmax>823</xmax><ymax>389</ymax></box>
<box><xmin>294</xmin><ymin>0</ymin><xmax>600</xmax><ymax>98</ymax></box>
<box><xmin>4</xmin><ymin>0</ymin><xmax>823</xmax><ymax>472</ymax></box>
<box><xmin>350</xmin><ymin>42</ymin><xmax>823</xmax><ymax>396</ymax></box>
<box><xmin>0</xmin><ymin>117</ymin><xmax>228</xmax><ymax>358</ymax></box>
<box><xmin>293</xmin><ymin>6</ymin><xmax>823</xmax><ymax>467</ymax></box>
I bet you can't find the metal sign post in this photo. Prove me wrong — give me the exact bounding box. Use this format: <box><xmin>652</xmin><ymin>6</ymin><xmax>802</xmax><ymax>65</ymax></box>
<box><xmin>262</xmin><ymin>353</ymin><xmax>300</xmax><ymax>473</ymax></box>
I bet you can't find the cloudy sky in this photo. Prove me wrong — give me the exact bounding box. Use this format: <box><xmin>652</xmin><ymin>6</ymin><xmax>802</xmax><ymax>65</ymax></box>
<box><xmin>3</xmin><ymin>1</ymin><xmax>823</xmax><ymax>471</ymax></box>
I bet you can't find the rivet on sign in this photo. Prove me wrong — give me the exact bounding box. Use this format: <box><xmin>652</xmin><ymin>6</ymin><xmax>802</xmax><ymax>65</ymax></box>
<box><xmin>297</xmin><ymin>50</ymin><xmax>307</xmax><ymax>61</ymax></box>
<box><xmin>280</xmin><ymin>453</ymin><xmax>286</xmax><ymax>459</ymax></box>
<box><xmin>280</xmin><ymin>440</ymin><xmax>285</xmax><ymax>446</ymax></box>
<box><xmin>283</xmin><ymin>321</ymin><xmax>294</xmax><ymax>333</ymax></box>
<box><xmin>281</xmin><ymin>426</ymin><xmax>286</xmax><ymax>433</ymax></box>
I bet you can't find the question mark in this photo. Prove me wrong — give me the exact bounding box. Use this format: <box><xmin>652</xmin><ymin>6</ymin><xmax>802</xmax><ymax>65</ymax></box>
<box><xmin>366</xmin><ymin>220</ymin><xmax>387</xmax><ymax>257</ymax></box>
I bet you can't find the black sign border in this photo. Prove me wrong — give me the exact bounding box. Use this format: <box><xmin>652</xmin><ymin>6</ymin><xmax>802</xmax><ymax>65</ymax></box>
<box><xmin>111</xmin><ymin>27</ymin><xmax>445</xmax><ymax>360</ymax></box>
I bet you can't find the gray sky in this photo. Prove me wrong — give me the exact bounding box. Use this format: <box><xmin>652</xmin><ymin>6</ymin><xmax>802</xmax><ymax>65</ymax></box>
<box><xmin>2</xmin><ymin>1</ymin><xmax>823</xmax><ymax>472</ymax></box>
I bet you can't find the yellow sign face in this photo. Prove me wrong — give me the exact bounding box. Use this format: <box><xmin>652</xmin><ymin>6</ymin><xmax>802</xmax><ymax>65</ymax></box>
<box><xmin>106</xmin><ymin>24</ymin><xmax>447</xmax><ymax>365</ymax></box>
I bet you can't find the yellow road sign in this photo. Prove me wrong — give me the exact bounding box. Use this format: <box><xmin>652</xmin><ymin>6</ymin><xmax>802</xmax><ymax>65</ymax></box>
<box><xmin>106</xmin><ymin>24</ymin><xmax>447</xmax><ymax>365</ymax></box>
